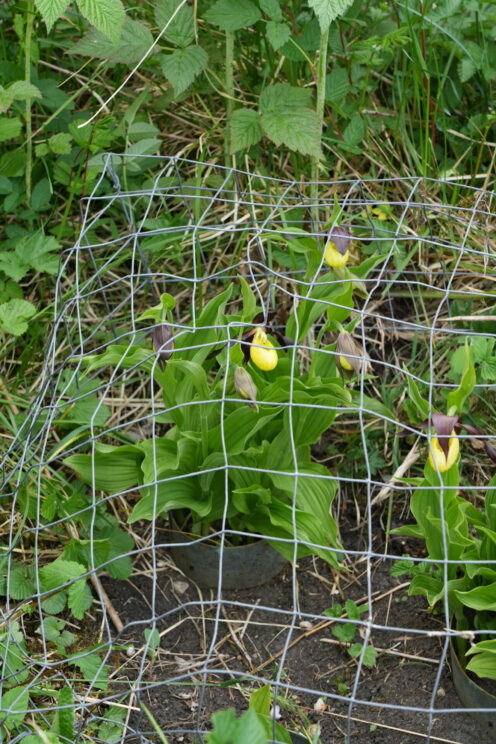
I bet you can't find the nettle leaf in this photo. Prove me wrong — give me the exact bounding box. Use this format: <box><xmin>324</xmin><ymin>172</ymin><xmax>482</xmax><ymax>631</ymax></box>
<box><xmin>154</xmin><ymin>0</ymin><xmax>195</xmax><ymax>47</ymax></box>
<box><xmin>35</xmin><ymin>0</ymin><xmax>70</xmax><ymax>30</ymax></box>
<box><xmin>260</xmin><ymin>0</ymin><xmax>282</xmax><ymax>21</ymax></box>
<box><xmin>160</xmin><ymin>45</ymin><xmax>208</xmax><ymax>95</ymax></box>
<box><xmin>230</xmin><ymin>108</ymin><xmax>263</xmax><ymax>153</ymax></box>
<box><xmin>76</xmin><ymin>0</ymin><xmax>125</xmax><ymax>43</ymax></box>
<box><xmin>0</xmin><ymin>299</ymin><xmax>36</xmax><ymax>336</ymax></box>
<box><xmin>259</xmin><ymin>83</ymin><xmax>321</xmax><ymax>157</ymax></box>
<box><xmin>69</xmin><ymin>18</ymin><xmax>154</xmax><ymax>65</ymax></box>
<box><xmin>205</xmin><ymin>0</ymin><xmax>262</xmax><ymax>31</ymax></box>
<box><xmin>266</xmin><ymin>20</ymin><xmax>291</xmax><ymax>50</ymax></box>
<box><xmin>308</xmin><ymin>0</ymin><xmax>354</xmax><ymax>31</ymax></box>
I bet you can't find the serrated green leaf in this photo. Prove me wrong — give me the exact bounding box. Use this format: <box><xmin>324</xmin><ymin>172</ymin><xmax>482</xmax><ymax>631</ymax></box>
<box><xmin>154</xmin><ymin>0</ymin><xmax>195</xmax><ymax>47</ymax></box>
<box><xmin>266</xmin><ymin>20</ymin><xmax>290</xmax><ymax>50</ymax></box>
<box><xmin>343</xmin><ymin>113</ymin><xmax>365</xmax><ymax>146</ymax></box>
<box><xmin>53</xmin><ymin>687</ymin><xmax>74</xmax><ymax>741</ymax></box>
<box><xmin>1</xmin><ymin>685</ymin><xmax>30</xmax><ymax>731</ymax></box>
<box><xmin>48</xmin><ymin>132</ymin><xmax>73</xmax><ymax>154</ymax></box>
<box><xmin>0</xmin><ymin>117</ymin><xmax>22</xmax><ymax>143</ymax></box>
<box><xmin>68</xmin><ymin>578</ymin><xmax>93</xmax><ymax>620</ymax></box>
<box><xmin>259</xmin><ymin>83</ymin><xmax>320</xmax><ymax>157</ymax></box>
<box><xmin>40</xmin><ymin>558</ymin><xmax>86</xmax><ymax>592</ymax></box>
<box><xmin>325</xmin><ymin>66</ymin><xmax>350</xmax><ymax>103</ymax></box>
<box><xmin>205</xmin><ymin>0</ymin><xmax>262</xmax><ymax>31</ymax></box>
<box><xmin>229</xmin><ymin>108</ymin><xmax>263</xmax><ymax>153</ymax></box>
<box><xmin>69</xmin><ymin>18</ymin><xmax>153</xmax><ymax>65</ymax></box>
<box><xmin>260</xmin><ymin>0</ymin><xmax>282</xmax><ymax>21</ymax></box>
<box><xmin>34</xmin><ymin>0</ymin><xmax>70</xmax><ymax>31</ymax></box>
<box><xmin>15</xmin><ymin>231</ymin><xmax>60</xmax><ymax>275</ymax></box>
<box><xmin>31</xmin><ymin>177</ymin><xmax>52</xmax><ymax>211</ymax></box>
<box><xmin>0</xmin><ymin>299</ymin><xmax>36</xmax><ymax>336</ymax></box>
<box><xmin>76</xmin><ymin>0</ymin><xmax>125</xmax><ymax>43</ymax></box>
<box><xmin>160</xmin><ymin>45</ymin><xmax>208</xmax><ymax>95</ymax></box>
<box><xmin>458</xmin><ymin>57</ymin><xmax>476</xmax><ymax>83</ymax></box>
<box><xmin>308</xmin><ymin>0</ymin><xmax>354</xmax><ymax>30</ymax></box>
<box><xmin>68</xmin><ymin>652</ymin><xmax>109</xmax><ymax>690</ymax></box>
<box><xmin>8</xmin><ymin>81</ymin><xmax>42</xmax><ymax>102</ymax></box>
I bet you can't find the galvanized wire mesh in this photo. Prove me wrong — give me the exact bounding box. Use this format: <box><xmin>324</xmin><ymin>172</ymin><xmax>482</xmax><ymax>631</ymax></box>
<box><xmin>1</xmin><ymin>155</ymin><xmax>496</xmax><ymax>744</ymax></box>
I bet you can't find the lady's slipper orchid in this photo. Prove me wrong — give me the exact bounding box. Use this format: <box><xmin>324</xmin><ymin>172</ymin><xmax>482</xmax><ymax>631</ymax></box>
<box><xmin>250</xmin><ymin>327</ymin><xmax>278</xmax><ymax>371</ymax></box>
<box><xmin>234</xmin><ymin>367</ymin><xmax>258</xmax><ymax>409</ymax></box>
<box><xmin>152</xmin><ymin>323</ymin><xmax>173</xmax><ymax>365</ymax></box>
<box><xmin>324</xmin><ymin>226</ymin><xmax>351</xmax><ymax>268</ymax></box>
<box><xmin>336</xmin><ymin>332</ymin><xmax>364</xmax><ymax>376</ymax></box>
<box><xmin>425</xmin><ymin>412</ymin><xmax>496</xmax><ymax>473</ymax></box>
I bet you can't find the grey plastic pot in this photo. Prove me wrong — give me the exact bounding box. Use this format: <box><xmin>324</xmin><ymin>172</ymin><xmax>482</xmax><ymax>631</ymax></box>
<box><xmin>170</xmin><ymin>529</ymin><xmax>288</xmax><ymax>590</ymax></box>
<box><xmin>450</xmin><ymin>641</ymin><xmax>496</xmax><ymax>737</ymax></box>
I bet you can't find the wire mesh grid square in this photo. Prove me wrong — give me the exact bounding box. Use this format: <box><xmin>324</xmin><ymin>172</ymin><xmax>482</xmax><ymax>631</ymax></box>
<box><xmin>2</xmin><ymin>154</ymin><xmax>496</xmax><ymax>744</ymax></box>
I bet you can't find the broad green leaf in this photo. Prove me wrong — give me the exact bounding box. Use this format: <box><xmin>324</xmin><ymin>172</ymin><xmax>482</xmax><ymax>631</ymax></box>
<box><xmin>15</xmin><ymin>230</ymin><xmax>60</xmax><ymax>275</ymax></box>
<box><xmin>154</xmin><ymin>0</ymin><xmax>195</xmax><ymax>47</ymax></box>
<box><xmin>47</xmin><ymin>132</ymin><xmax>73</xmax><ymax>154</ymax></box>
<box><xmin>348</xmin><ymin>642</ymin><xmax>377</xmax><ymax>667</ymax></box>
<box><xmin>466</xmin><ymin>646</ymin><xmax>496</xmax><ymax>681</ymax></box>
<box><xmin>447</xmin><ymin>342</ymin><xmax>476</xmax><ymax>414</ymax></box>
<box><xmin>0</xmin><ymin>621</ymin><xmax>30</xmax><ymax>685</ymax></box>
<box><xmin>35</xmin><ymin>0</ymin><xmax>70</xmax><ymax>30</ymax></box>
<box><xmin>0</xmin><ymin>561</ymin><xmax>36</xmax><ymax>600</ymax></box>
<box><xmin>76</xmin><ymin>0</ymin><xmax>125</xmax><ymax>43</ymax></box>
<box><xmin>64</xmin><ymin>444</ymin><xmax>144</xmax><ymax>493</ymax></box>
<box><xmin>69</xmin><ymin>18</ymin><xmax>154</xmax><ymax>64</ymax></box>
<box><xmin>325</xmin><ymin>66</ymin><xmax>350</xmax><ymax>103</ymax></box>
<box><xmin>0</xmin><ymin>117</ymin><xmax>22</xmax><ymax>143</ymax></box>
<box><xmin>31</xmin><ymin>177</ymin><xmax>52</xmax><ymax>211</ymax></box>
<box><xmin>207</xmin><ymin>710</ymin><xmax>239</xmax><ymax>743</ymax></box>
<box><xmin>229</xmin><ymin>109</ymin><xmax>263</xmax><ymax>153</ymax></box>
<box><xmin>174</xmin><ymin>284</ymin><xmax>234</xmax><ymax>362</ymax></box>
<box><xmin>161</xmin><ymin>45</ymin><xmax>208</xmax><ymax>95</ymax></box>
<box><xmin>266</xmin><ymin>21</ymin><xmax>291</xmax><ymax>50</ymax></box>
<box><xmin>140</xmin><ymin>438</ymin><xmax>180</xmax><ymax>484</ymax></box>
<box><xmin>205</xmin><ymin>0</ymin><xmax>262</xmax><ymax>31</ymax></box>
<box><xmin>309</xmin><ymin>0</ymin><xmax>354</xmax><ymax>30</ymax></box>
<box><xmin>260</xmin><ymin>0</ymin><xmax>282</xmax><ymax>21</ymax></box>
<box><xmin>455</xmin><ymin>582</ymin><xmax>496</xmax><ymax>612</ymax></box>
<box><xmin>235</xmin><ymin>709</ymin><xmax>267</xmax><ymax>744</ymax></box>
<box><xmin>84</xmin><ymin>344</ymin><xmax>154</xmax><ymax>374</ymax></box>
<box><xmin>129</xmin><ymin>472</ymin><xmax>206</xmax><ymax>521</ymax></box>
<box><xmin>238</xmin><ymin>275</ymin><xmax>259</xmax><ymax>321</ymax></box>
<box><xmin>286</xmin><ymin>278</ymin><xmax>353</xmax><ymax>342</ymax></box>
<box><xmin>0</xmin><ymin>299</ymin><xmax>36</xmax><ymax>336</ymax></box>
<box><xmin>260</xmin><ymin>83</ymin><xmax>321</xmax><ymax>157</ymax></box>
<box><xmin>1</xmin><ymin>685</ymin><xmax>29</xmax><ymax>731</ymax></box>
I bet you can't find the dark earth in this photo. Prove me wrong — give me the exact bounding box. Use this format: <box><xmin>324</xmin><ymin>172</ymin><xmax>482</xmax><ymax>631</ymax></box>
<box><xmin>99</xmin><ymin>515</ymin><xmax>496</xmax><ymax>744</ymax></box>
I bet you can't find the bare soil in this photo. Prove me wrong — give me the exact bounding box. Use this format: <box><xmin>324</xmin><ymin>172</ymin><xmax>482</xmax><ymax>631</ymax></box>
<box><xmin>100</xmin><ymin>518</ymin><xmax>496</xmax><ymax>744</ymax></box>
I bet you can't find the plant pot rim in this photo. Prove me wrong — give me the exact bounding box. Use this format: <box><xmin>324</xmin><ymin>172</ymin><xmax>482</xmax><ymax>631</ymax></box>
<box><xmin>450</xmin><ymin>639</ymin><xmax>496</xmax><ymax>737</ymax></box>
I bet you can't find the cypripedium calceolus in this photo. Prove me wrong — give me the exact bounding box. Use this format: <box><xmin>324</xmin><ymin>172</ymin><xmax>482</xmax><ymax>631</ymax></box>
<box><xmin>426</xmin><ymin>413</ymin><xmax>496</xmax><ymax>473</ymax></box>
<box><xmin>250</xmin><ymin>327</ymin><xmax>278</xmax><ymax>371</ymax></box>
<box><xmin>335</xmin><ymin>332</ymin><xmax>367</xmax><ymax>376</ymax></box>
<box><xmin>324</xmin><ymin>225</ymin><xmax>352</xmax><ymax>269</ymax></box>
<box><xmin>152</xmin><ymin>323</ymin><xmax>174</xmax><ymax>366</ymax></box>
<box><xmin>234</xmin><ymin>366</ymin><xmax>258</xmax><ymax>409</ymax></box>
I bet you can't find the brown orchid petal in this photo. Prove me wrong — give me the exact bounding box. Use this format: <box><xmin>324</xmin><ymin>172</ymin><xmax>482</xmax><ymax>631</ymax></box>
<box><xmin>152</xmin><ymin>324</ymin><xmax>174</xmax><ymax>363</ymax></box>
<box><xmin>326</xmin><ymin>225</ymin><xmax>352</xmax><ymax>256</ymax></box>
<box><xmin>431</xmin><ymin>413</ymin><xmax>460</xmax><ymax>459</ymax></box>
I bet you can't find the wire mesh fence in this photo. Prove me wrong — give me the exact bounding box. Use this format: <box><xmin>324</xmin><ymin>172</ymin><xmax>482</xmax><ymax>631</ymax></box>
<box><xmin>1</xmin><ymin>155</ymin><xmax>496</xmax><ymax>743</ymax></box>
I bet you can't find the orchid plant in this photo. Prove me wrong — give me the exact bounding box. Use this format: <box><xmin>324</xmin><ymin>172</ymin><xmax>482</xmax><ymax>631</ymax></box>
<box><xmin>65</xmin><ymin>244</ymin><xmax>377</xmax><ymax>568</ymax></box>
<box><xmin>393</xmin><ymin>344</ymin><xmax>496</xmax><ymax>680</ymax></box>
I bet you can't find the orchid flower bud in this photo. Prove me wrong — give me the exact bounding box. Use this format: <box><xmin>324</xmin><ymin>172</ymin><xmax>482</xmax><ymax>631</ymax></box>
<box><xmin>335</xmin><ymin>332</ymin><xmax>364</xmax><ymax>376</ymax></box>
<box><xmin>324</xmin><ymin>226</ymin><xmax>351</xmax><ymax>268</ymax></box>
<box><xmin>234</xmin><ymin>367</ymin><xmax>258</xmax><ymax>409</ymax></box>
<box><xmin>427</xmin><ymin>413</ymin><xmax>460</xmax><ymax>473</ymax></box>
<box><xmin>250</xmin><ymin>327</ymin><xmax>278</xmax><ymax>371</ymax></box>
<box><xmin>152</xmin><ymin>324</ymin><xmax>173</xmax><ymax>364</ymax></box>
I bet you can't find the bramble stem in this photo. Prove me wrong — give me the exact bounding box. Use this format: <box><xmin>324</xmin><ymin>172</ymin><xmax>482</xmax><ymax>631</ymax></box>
<box><xmin>310</xmin><ymin>26</ymin><xmax>329</xmax><ymax>225</ymax></box>
<box><xmin>24</xmin><ymin>0</ymin><xmax>35</xmax><ymax>208</ymax></box>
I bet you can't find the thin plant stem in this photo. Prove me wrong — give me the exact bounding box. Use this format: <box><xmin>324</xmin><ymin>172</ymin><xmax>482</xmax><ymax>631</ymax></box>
<box><xmin>24</xmin><ymin>0</ymin><xmax>35</xmax><ymax>208</ymax></box>
<box><xmin>224</xmin><ymin>29</ymin><xmax>235</xmax><ymax>168</ymax></box>
<box><xmin>310</xmin><ymin>26</ymin><xmax>329</xmax><ymax>226</ymax></box>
